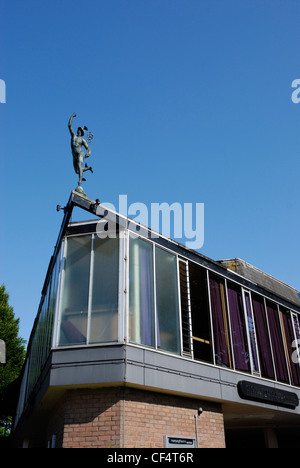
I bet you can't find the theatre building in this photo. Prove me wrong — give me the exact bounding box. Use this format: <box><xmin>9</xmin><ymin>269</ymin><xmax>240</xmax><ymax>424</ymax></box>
<box><xmin>12</xmin><ymin>192</ymin><xmax>300</xmax><ymax>448</ymax></box>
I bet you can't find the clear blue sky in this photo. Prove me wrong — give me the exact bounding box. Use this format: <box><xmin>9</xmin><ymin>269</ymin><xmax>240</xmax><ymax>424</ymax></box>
<box><xmin>1</xmin><ymin>0</ymin><xmax>300</xmax><ymax>345</ymax></box>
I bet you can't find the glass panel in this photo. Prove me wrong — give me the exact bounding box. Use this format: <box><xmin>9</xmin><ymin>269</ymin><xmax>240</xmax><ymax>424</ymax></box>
<box><xmin>209</xmin><ymin>274</ymin><xmax>232</xmax><ymax>368</ymax></box>
<box><xmin>59</xmin><ymin>236</ymin><xmax>91</xmax><ymax>345</ymax></box>
<box><xmin>89</xmin><ymin>236</ymin><xmax>119</xmax><ymax>343</ymax></box>
<box><xmin>129</xmin><ymin>236</ymin><xmax>155</xmax><ymax>347</ymax></box>
<box><xmin>281</xmin><ymin>310</ymin><xmax>300</xmax><ymax>387</ymax></box>
<box><xmin>293</xmin><ymin>314</ymin><xmax>300</xmax><ymax>342</ymax></box>
<box><xmin>155</xmin><ymin>246</ymin><xmax>180</xmax><ymax>354</ymax></box>
<box><xmin>251</xmin><ymin>294</ymin><xmax>275</xmax><ymax>380</ymax></box>
<box><xmin>46</xmin><ymin>250</ymin><xmax>60</xmax><ymax>355</ymax></box>
<box><xmin>227</xmin><ymin>283</ymin><xmax>250</xmax><ymax>372</ymax></box>
<box><xmin>244</xmin><ymin>292</ymin><xmax>260</xmax><ymax>373</ymax></box>
<box><xmin>189</xmin><ymin>262</ymin><xmax>213</xmax><ymax>363</ymax></box>
<box><xmin>266</xmin><ymin>301</ymin><xmax>289</xmax><ymax>383</ymax></box>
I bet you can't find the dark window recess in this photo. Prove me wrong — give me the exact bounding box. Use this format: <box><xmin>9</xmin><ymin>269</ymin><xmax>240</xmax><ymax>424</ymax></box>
<box><xmin>209</xmin><ymin>273</ymin><xmax>232</xmax><ymax>368</ymax></box>
<box><xmin>227</xmin><ymin>282</ymin><xmax>251</xmax><ymax>373</ymax></box>
<box><xmin>266</xmin><ymin>301</ymin><xmax>289</xmax><ymax>384</ymax></box>
<box><xmin>189</xmin><ymin>262</ymin><xmax>213</xmax><ymax>363</ymax></box>
<box><xmin>252</xmin><ymin>294</ymin><xmax>275</xmax><ymax>380</ymax></box>
<box><xmin>179</xmin><ymin>261</ymin><xmax>192</xmax><ymax>356</ymax></box>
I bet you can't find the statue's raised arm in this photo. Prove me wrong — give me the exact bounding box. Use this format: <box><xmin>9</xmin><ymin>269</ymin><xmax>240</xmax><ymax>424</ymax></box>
<box><xmin>68</xmin><ymin>112</ymin><xmax>76</xmax><ymax>137</ymax></box>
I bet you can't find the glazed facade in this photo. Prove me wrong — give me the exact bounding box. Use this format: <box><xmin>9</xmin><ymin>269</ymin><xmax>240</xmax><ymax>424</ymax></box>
<box><xmin>16</xmin><ymin>221</ymin><xmax>300</xmax><ymax>426</ymax></box>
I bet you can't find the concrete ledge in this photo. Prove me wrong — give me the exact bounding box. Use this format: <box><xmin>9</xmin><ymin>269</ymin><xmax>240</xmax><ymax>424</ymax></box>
<box><xmin>47</xmin><ymin>344</ymin><xmax>300</xmax><ymax>415</ymax></box>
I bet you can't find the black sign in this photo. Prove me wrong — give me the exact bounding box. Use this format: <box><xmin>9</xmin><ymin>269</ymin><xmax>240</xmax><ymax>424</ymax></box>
<box><xmin>168</xmin><ymin>438</ymin><xmax>194</xmax><ymax>445</ymax></box>
<box><xmin>238</xmin><ymin>380</ymin><xmax>299</xmax><ymax>409</ymax></box>
<box><xmin>164</xmin><ymin>436</ymin><xmax>196</xmax><ymax>448</ymax></box>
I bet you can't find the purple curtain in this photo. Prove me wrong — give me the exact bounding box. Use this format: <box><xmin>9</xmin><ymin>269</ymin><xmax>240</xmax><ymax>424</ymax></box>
<box><xmin>227</xmin><ymin>285</ymin><xmax>250</xmax><ymax>372</ymax></box>
<box><xmin>266</xmin><ymin>302</ymin><xmax>289</xmax><ymax>383</ymax></box>
<box><xmin>281</xmin><ymin>311</ymin><xmax>300</xmax><ymax>387</ymax></box>
<box><xmin>209</xmin><ymin>276</ymin><xmax>231</xmax><ymax>368</ymax></box>
<box><xmin>252</xmin><ymin>295</ymin><xmax>275</xmax><ymax>380</ymax></box>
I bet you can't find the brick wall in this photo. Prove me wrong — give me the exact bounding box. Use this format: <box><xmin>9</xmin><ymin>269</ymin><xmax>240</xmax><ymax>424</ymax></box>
<box><xmin>48</xmin><ymin>387</ymin><xmax>124</xmax><ymax>448</ymax></box>
<box><xmin>123</xmin><ymin>389</ymin><xmax>225</xmax><ymax>448</ymax></box>
<box><xmin>47</xmin><ymin>387</ymin><xmax>225</xmax><ymax>448</ymax></box>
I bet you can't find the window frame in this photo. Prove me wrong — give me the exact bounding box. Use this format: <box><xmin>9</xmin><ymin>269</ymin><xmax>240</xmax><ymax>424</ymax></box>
<box><xmin>178</xmin><ymin>259</ymin><xmax>193</xmax><ymax>358</ymax></box>
<box><xmin>54</xmin><ymin>230</ymin><xmax>123</xmax><ymax>347</ymax></box>
<box><xmin>241</xmin><ymin>289</ymin><xmax>261</xmax><ymax>376</ymax></box>
<box><xmin>127</xmin><ymin>233</ymin><xmax>183</xmax><ymax>356</ymax></box>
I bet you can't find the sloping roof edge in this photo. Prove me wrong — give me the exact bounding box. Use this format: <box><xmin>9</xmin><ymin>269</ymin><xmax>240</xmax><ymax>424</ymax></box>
<box><xmin>219</xmin><ymin>258</ymin><xmax>300</xmax><ymax>308</ymax></box>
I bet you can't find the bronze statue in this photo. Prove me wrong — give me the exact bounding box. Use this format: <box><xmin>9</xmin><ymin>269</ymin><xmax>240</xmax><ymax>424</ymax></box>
<box><xmin>68</xmin><ymin>113</ymin><xmax>93</xmax><ymax>192</ymax></box>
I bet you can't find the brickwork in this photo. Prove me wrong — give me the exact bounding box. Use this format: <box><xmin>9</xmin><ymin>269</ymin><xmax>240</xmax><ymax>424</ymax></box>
<box><xmin>123</xmin><ymin>389</ymin><xmax>225</xmax><ymax>448</ymax></box>
<box><xmin>47</xmin><ymin>387</ymin><xmax>226</xmax><ymax>448</ymax></box>
<box><xmin>47</xmin><ymin>387</ymin><xmax>124</xmax><ymax>448</ymax></box>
